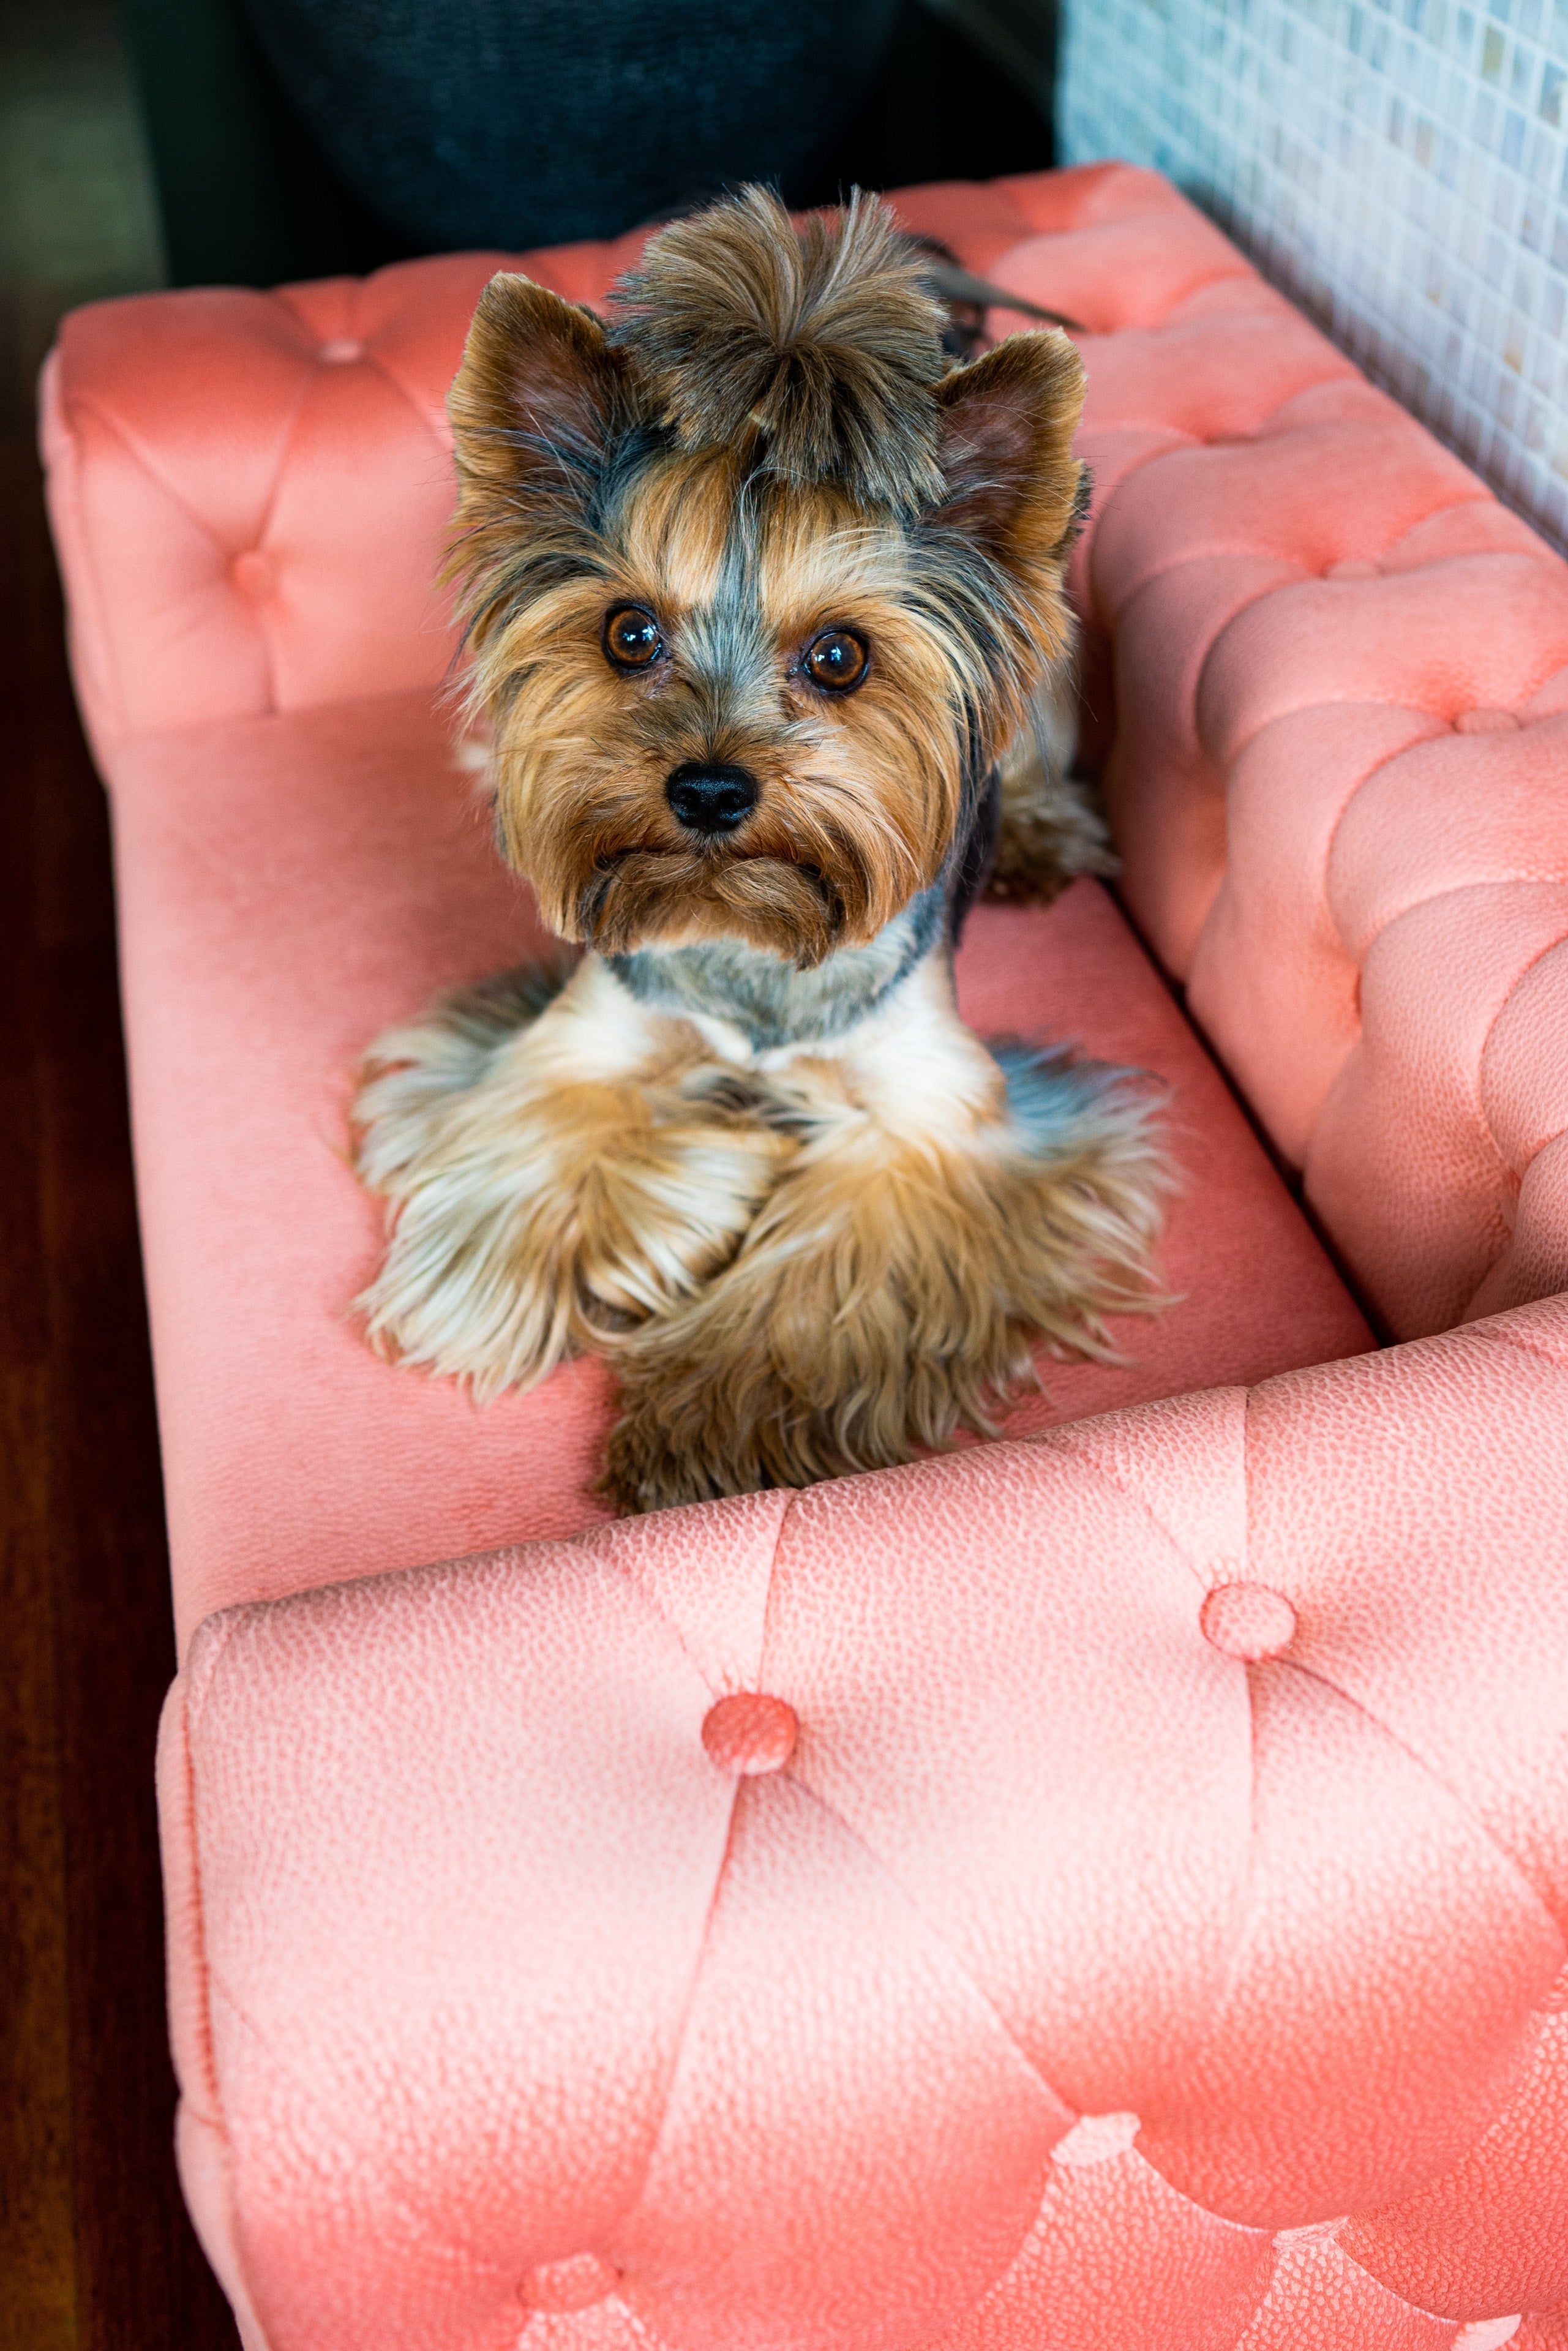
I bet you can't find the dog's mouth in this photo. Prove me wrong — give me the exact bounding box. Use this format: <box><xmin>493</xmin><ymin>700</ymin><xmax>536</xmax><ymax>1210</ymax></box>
<box><xmin>578</xmin><ymin>846</ymin><xmax>851</xmax><ymax>967</ymax></box>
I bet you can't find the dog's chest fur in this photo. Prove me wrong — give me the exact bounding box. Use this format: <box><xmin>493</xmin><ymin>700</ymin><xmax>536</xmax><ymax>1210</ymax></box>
<box><xmin>607</xmin><ymin>885</ymin><xmax>943</xmax><ymax>1056</ymax></box>
<box><xmin>606</xmin><ymin>767</ymin><xmax>1000</xmax><ymax>1056</ymax></box>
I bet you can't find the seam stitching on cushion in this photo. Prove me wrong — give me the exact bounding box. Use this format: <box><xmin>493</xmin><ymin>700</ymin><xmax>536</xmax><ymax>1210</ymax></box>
<box><xmin>1344</xmin><ymin>890</ymin><xmax>1568</xmax><ymax>1247</ymax></box>
<box><xmin>73</xmin><ymin>388</ymin><xmax>309</xmax><ymax>569</ymax></box>
<box><xmin>587</xmin><ymin>1559</ymin><xmax>748</xmax><ymax>1701</ymax></box>
<box><xmin>774</xmin><ymin>1766</ymin><xmax>1082</xmax><ymax>2126</ymax></box>
<box><xmin>1466</xmin><ymin>1319</ymin><xmax>1568</xmax><ymax>1381</ymax></box>
<box><xmin>1122</xmin><ymin>546</ymin><xmax>1311</xmax><ymax>643</ymax></box>
<box><xmin>1222</xmin><ymin>689</ymin><xmax>1445</xmax><ymax>789</ymax></box>
<box><xmin>1313</xmin><ymin>719</ymin><xmax>1455</xmax><ymax>956</ymax></box>
<box><xmin>1347</xmin><ymin>877</ymin><xmax>1568</xmax><ymax>992</ymax></box>
<box><xmin>242</xmin><ymin>370</ymin><xmax>343</xmax><ymax>712</ymax></box>
<box><xmin>1121</xmin><ymin>2144</ymin><xmax>1277</xmax><ymax>2243</ymax></box>
<box><xmin>1330</xmin><ymin>2229</ymin><xmax>1504</xmax><ymax>2327</ymax></box>
<box><xmin>361</xmin><ymin>350</ymin><xmax>454</xmax><ymax>462</ymax></box>
<box><xmin>171</xmin><ymin>1684</ymin><xmax>225</xmax><ymax>2129</ymax></box>
<box><xmin>1037</xmin><ymin>1428</ymin><xmax>1231</xmax><ymax>1591</ymax></box>
<box><xmin>584</xmin><ymin>1487</ymin><xmax>792</xmax><ymax>1696</ymax></box>
<box><xmin>1474</xmin><ymin>929</ymin><xmax>1568</xmax><ymax>1176</ymax></box>
<box><xmin>599</xmin><ymin>1495</ymin><xmax>795</xmax><ymax>2247</ymax></box>
<box><xmin>1236</xmin><ymin>1389</ymin><xmax>1261</xmax><ymax>2017</ymax></box>
<box><xmin>1134</xmin><ymin>1390</ymin><xmax>1267</xmax><ymax>2104</ymax></box>
<box><xmin>1086</xmin><ymin>436</ymin><xmax>1202</xmax><ymax>623</ymax></box>
<box><xmin>1127</xmin><ymin>561</ymin><xmax>1311</xmax><ymax>724</ymax></box>
<box><xmin>69</xmin><ymin>390</ymin><xmax>313</xmax><ymax>718</ymax></box>
<box><xmin>1099</xmin><ymin>426</ymin><xmax>1490</xmax><ymax>642</ymax></box>
<box><xmin>1146</xmin><ymin>1645</ymin><xmax>1555</xmax><ymax>2181</ymax></box>
<box><xmin>184</xmin><ymin>1609</ymin><xmax>244</xmax><ymax>1740</ymax></box>
<box><xmin>274</xmin><ymin>283</ymin><xmax>343</xmax><ymax>340</ymax></box>
<box><xmin>754</xmin><ymin>1487</ymin><xmax>795</xmax><ymax>1682</ymax></box>
<box><xmin>606</xmin><ymin>1777</ymin><xmax>745</xmax><ymax>2240</ymax></box>
<box><xmin>47</xmin><ymin>378</ymin><xmax>132</xmax><ymax>749</ymax></box>
<box><xmin>1275</xmin><ymin>1655</ymin><xmax>1565</xmax><ymax>1941</ymax></box>
<box><xmin>1371</xmin><ymin>486</ymin><xmax>1500</xmax><ymax>564</ymax></box>
<box><xmin>70</xmin><ymin>399</ymin><xmax>233</xmax><ymax>555</ymax></box>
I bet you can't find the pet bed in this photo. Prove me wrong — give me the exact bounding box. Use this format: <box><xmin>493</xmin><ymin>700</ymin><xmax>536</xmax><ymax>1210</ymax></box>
<box><xmin>40</xmin><ymin>163</ymin><xmax>1568</xmax><ymax>2350</ymax></box>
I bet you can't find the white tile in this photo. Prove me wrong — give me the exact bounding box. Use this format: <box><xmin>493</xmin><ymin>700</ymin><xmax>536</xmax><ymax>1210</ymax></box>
<box><xmin>1060</xmin><ymin>0</ymin><xmax>1568</xmax><ymax>546</ymax></box>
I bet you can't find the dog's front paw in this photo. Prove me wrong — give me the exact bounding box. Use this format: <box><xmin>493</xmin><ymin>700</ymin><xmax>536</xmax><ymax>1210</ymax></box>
<box><xmin>355</xmin><ymin>1052</ymin><xmax>791</xmax><ymax>1401</ymax></box>
<box><xmin>600</xmin><ymin>1059</ymin><xmax>1173</xmax><ymax>1512</ymax></box>
<box><xmin>600</xmin><ymin>1352</ymin><xmax>811</xmax><ymax>1513</ymax></box>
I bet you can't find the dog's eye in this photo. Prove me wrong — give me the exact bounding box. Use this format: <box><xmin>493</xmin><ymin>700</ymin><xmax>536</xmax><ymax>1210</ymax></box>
<box><xmin>803</xmin><ymin>628</ymin><xmax>869</xmax><ymax>694</ymax></box>
<box><xmin>604</xmin><ymin>606</ymin><xmax>664</xmax><ymax>670</ymax></box>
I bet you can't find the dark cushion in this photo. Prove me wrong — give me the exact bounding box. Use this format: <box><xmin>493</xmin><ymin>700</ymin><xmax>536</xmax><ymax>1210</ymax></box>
<box><xmin>236</xmin><ymin>0</ymin><xmax>901</xmax><ymax>250</ymax></box>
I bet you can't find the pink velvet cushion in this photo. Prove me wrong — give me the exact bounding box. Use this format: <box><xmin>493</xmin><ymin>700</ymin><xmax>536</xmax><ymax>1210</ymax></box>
<box><xmin>106</xmin><ymin>686</ymin><xmax>1367</xmax><ymax>1651</ymax></box>
<box><xmin>160</xmin><ymin>1299</ymin><xmax>1568</xmax><ymax>2351</ymax></box>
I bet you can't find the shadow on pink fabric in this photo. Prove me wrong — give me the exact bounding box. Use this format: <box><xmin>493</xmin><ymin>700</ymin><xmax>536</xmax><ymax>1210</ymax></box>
<box><xmin>40</xmin><ymin>163</ymin><xmax>1568</xmax><ymax>2350</ymax></box>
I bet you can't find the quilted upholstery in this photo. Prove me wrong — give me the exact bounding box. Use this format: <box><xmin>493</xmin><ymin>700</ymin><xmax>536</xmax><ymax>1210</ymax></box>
<box><xmin>38</xmin><ymin>165</ymin><xmax>1568</xmax><ymax>2351</ymax></box>
<box><xmin>159</xmin><ymin>1303</ymin><xmax>1568</xmax><ymax>2351</ymax></box>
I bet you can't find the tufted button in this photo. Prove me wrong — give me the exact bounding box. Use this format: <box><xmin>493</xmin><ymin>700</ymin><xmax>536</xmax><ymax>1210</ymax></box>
<box><xmin>318</xmin><ymin>336</ymin><xmax>364</xmax><ymax>364</ymax></box>
<box><xmin>1200</xmin><ymin>1581</ymin><xmax>1297</xmax><ymax>1661</ymax></box>
<box><xmin>1326</xmin><ymin>557</ymin><xmax>1379</xmax><ymax>580</ymax></box>
<box><xmin>230</xmin><ymin>550</ymin><xmax>276</xmax><ymax>601</ymax></box>
<box><xmin>1455</xmin><ymin>707</ymin><xmax>1521</xmax><ymax>733</ymax></box>
<box><xmin>1052</xmin><ymin>2110</ymin><xmax>1139</xmax><ymax>2167</ymax></box>
<box><xmin>520</xmin><ymin>2253</ymin><xmax>618</xmax><ymax>2312</ymax></box>
<box><xmin>702</xmin><ymin>1691</ymin><xmax>798</xmax><ymax>1775</ymax></box>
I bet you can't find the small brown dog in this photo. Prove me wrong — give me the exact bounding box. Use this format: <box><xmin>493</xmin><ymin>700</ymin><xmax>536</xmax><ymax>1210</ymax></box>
<box><xmin>353</xmin><ymin>187</ymin><xmax>1169</xmax><ymax>1512</ymax></box>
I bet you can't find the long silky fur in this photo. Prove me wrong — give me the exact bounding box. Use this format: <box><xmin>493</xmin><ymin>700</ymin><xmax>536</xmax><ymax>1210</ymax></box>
<box><xmin>606</xmin><ymin>186</ymin><xmax>950</xmax><ymax>513</ymax></box>
<box><xmin>603</xmin><ymin>1042</ymin><xmax>1172</xmax><ymax>1510</ymax></box>
<box><xmin>347</xmin><ymin>187</ymin><xmax>1174</xmax><ymax>1509</ymax></box>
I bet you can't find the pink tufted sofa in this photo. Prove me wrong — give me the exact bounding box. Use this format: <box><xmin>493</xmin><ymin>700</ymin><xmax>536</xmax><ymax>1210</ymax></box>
<box><xmin>40</xmin><ymin>165</ymin><xmax>1568</xmax><ymax>2351</ymax></box>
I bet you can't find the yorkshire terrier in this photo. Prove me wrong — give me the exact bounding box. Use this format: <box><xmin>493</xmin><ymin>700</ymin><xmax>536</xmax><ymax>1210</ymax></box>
<box><xmin>352</xmin><ymin>187</ymin><xmax>1170</xmax><ymax>1513</ymax></box>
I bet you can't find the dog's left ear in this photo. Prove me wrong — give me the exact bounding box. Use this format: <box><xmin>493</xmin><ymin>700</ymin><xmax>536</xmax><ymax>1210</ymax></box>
<box><xmin>927</xmin><ymin>331</ymin><xmax>1088</xmax><ymax>579</ymax></box>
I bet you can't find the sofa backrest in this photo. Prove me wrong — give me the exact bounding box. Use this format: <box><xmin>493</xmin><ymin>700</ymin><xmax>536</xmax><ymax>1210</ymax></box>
<box><xmin>40</xmin><ymin>163</ymin><xmax>1568</xmax><ymax>1341</ymax></box>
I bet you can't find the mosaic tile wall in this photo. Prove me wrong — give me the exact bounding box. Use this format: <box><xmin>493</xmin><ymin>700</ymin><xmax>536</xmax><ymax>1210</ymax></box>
<box><xmin>1056</xmin><ymin>0</ymin><xmax>1568</xmax><ymax>550</ymax></box>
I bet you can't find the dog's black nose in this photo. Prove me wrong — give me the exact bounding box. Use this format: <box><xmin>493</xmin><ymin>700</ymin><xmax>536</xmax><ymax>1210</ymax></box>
<box><xmin>666</xmin><ymin>762</ymin><xmax>759</xmax><ymax>837</ymax></box>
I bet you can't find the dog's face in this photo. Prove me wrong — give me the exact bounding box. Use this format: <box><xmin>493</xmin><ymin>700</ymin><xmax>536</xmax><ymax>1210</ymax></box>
<box><xmin>446</xmin><ymin>195</ymin><xmax>1087</xmax><ymax>966</ymax></box>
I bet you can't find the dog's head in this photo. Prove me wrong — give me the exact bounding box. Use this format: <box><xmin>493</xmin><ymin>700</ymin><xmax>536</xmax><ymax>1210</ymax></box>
<box><xmin>447</xmin><ymin>186</ymin><xmax>1087</xmax><ymax>966</ymax></box>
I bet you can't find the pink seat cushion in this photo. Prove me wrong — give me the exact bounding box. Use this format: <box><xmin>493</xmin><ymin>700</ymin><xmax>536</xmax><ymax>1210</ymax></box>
<box><xmin>109</xmin><ymin>688</ymin><xmax>1369</xmax><ymax>1652</ymax></box>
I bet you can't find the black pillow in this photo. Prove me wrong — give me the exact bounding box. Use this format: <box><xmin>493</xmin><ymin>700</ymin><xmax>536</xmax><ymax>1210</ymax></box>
<box><xmin>236</xmin><ymin>0</ymin><xmax>901</xmax><ymax>252</ymax></box>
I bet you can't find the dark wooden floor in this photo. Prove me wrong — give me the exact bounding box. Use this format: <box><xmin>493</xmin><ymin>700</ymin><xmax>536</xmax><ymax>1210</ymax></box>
<box><xmin>1</xmin><ymin>5</ymin><xmax>237</xmax><ymax>2343</ymax></box>
<box><xmin>1</xmin><ymin>452</ymin><xmax>242</xmax><ymax>2351</ymax></box>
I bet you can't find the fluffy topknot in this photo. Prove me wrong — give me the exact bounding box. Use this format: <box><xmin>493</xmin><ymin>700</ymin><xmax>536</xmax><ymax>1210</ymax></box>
<box><xmin>606</xmin><ymin>186</ymin><xmax>950</xmax><ymax>514</ymax></box>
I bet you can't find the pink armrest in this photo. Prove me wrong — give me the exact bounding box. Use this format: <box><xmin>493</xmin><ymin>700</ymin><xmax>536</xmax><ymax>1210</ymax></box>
<box><xmin>161</xmin><ymin>1300</ymin><xmax>1568</xmax><ymax>2351</ymax></box>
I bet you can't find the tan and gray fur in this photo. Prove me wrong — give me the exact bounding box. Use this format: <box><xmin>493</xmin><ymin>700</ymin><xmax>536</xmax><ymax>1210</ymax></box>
<box><xmin>353</xmin><ymin>186</ymin><xmax>1168</xmax><ymax>1512</ymax></box>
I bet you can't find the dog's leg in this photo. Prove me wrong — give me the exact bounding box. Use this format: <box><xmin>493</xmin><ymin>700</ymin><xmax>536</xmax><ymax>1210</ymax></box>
<box><xmin>988</xmin><ymin>646</ymin><xmax>1119</xmax><ymax>905</ymax></box>
<box><xmin>603</xmin><ymin>958</ymin><xmax>1169</xmax><ymax>1512</ymax></box>
<box><xmin>352</xmin><ymin>956</ymin><xmax>793</xmax><ymax>1399</ymax></box>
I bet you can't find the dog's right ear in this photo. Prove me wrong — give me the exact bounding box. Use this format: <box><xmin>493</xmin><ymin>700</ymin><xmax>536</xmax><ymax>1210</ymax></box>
<box><xmin>448</xmin><ymin>274</ymin><xmax>632</xmax><ymax>532</ymax></box>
